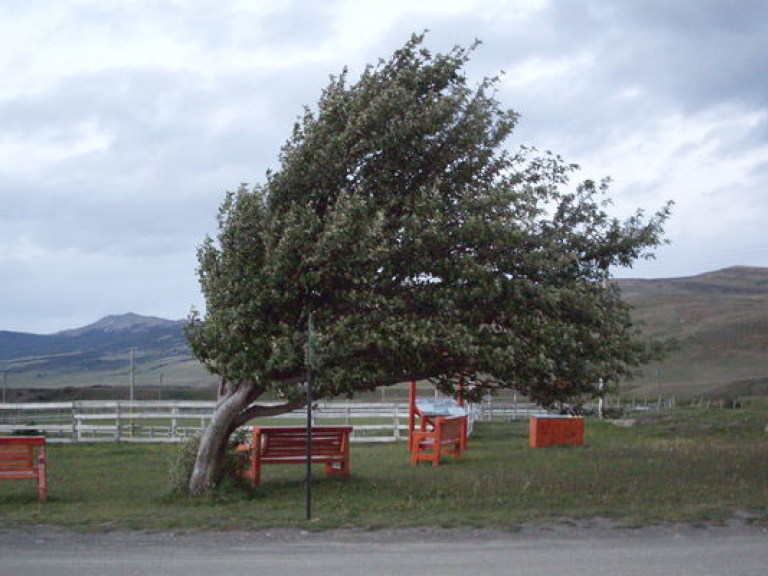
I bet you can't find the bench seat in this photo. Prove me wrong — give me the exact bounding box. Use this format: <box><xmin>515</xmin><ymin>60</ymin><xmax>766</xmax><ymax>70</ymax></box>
<box><xmin>238</xmin><ymin>426</ymin><xmax>352</xmax><ymax>487</ymax></box>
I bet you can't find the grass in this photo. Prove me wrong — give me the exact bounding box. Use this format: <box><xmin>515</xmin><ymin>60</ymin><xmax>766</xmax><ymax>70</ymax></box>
<box><xmin>1</xmin><ymin>404</ymin><xmax>767</xmax><ymax>531</ymax></box>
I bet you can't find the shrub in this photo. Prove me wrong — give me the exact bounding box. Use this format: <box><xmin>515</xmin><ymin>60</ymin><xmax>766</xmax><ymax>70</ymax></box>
<box><xmin>168</xmin><ymin>429</ymin><xmax>250</xmax><ymax>495</ymax></box>
<box><xmin>168</xmin><ymin>433</ymin><xmax>202</xmax><ymax>495</ymax></box>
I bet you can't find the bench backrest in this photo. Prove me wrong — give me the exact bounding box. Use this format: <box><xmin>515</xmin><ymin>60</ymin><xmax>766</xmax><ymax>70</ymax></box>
<box><xmin>436</xmin><ymin>416</ymin><xmax>464</xmax><ymax>443</ymax></box>
<box><xmin>256</xmin><ymin>426</ymin><xmax>351</xmax><ymax>458</ymax></box>
<box><xmin>0</xmin><ymin>437</ymin><xmax>45</xmax><ymax>473</ymax></box>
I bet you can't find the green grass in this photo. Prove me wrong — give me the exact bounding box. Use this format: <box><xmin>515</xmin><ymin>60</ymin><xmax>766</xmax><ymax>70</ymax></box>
<box><xmin>2</xmin><ymin>405</ymin><xmax>767</xmax><ymax>531</ymax></box>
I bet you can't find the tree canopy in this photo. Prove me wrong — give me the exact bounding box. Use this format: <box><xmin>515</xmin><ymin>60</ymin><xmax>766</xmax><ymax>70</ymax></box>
<box><xmin>185</xmin><ymin>33</ymin><xmax>671</xmax><ymax>493</ymax></box>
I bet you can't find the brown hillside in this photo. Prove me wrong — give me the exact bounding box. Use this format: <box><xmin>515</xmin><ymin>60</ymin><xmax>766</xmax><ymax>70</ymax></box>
<box><xmin>616</xmin><ymin>266</ymin><xmax>768</xmax><ymax>397</ymax></box>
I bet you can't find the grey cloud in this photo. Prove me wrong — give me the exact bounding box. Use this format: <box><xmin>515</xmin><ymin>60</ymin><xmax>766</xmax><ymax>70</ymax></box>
<box><xmin>2</xmin><ymin>1</ymin><xmax>768</xmax><ymax>332</ymax></box>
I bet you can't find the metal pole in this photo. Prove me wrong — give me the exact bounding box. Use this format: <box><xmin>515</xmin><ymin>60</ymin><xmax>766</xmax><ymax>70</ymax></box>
<box><xmin>305</xmin><ymin>313</ymin><xmax>314</xmax><ymax>521</ymax></box>
<box><xmin>2</xmin><ymin>370</ymin><xmax>7</xmax><ymax>403</ymax></box>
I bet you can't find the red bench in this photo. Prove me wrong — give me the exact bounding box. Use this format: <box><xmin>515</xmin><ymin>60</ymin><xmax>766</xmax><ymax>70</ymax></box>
<box><xmin>0</xmin><ymin>436</ymin><xmax>47</xmax><ymax>501</ymax></box>
<box><xmin>410</xmin><ymin>415</ymin><xmax>465</xmax><ymax>466</ymax></box>
<box><xmin>238</xmin><ymin>426</ymin><xmax>352</xmax><ymax>487</ymax></box>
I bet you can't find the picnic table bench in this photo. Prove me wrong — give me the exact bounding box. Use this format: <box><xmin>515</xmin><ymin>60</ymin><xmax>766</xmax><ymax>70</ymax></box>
<box><xmin>237</xmin><ymin>426</ymin><xmax>352</xmax><ymax>487</ymax></box>
<box><xmin>408</xmin><ymin>380</ymin><xmax>468</xmax><ymax>466</ymax></box>
<box><xmin>0</xmin><ymin>436</ymin><xmax>47</xmax><ymax>501</ymax></box>
<box><xmin>410</xmin><ymin>415</ymin><xmax>465</xmax><ymax>466</ymax></box>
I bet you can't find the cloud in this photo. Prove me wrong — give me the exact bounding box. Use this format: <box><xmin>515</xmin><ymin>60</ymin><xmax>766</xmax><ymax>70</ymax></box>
<box><xmin>1</xmin><ymin>0</ymin><xmax>768</xmax><ymax>332</ymax></box>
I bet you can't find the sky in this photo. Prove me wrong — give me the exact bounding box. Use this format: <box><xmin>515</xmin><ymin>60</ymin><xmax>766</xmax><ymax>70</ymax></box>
<box><xmin>2</xmin><ymin>0</ymin><xmax>768</xmax><ymax>334</ymax></box>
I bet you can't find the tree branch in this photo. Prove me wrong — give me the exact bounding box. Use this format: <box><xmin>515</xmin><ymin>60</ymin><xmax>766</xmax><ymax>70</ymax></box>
<box><xmin>231</xmin><ymin>397</ymin><xmax>307</xmax><ymax>430</ymax></box>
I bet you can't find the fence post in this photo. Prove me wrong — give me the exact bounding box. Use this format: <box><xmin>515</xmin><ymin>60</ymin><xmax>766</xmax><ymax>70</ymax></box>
<box><xmin>171</xmin><ymin>405</ymin><xmax>178</xmax><ymax>440</ymax></box>
<box><xmin>393</xmin><ymin>404</ymin><xmax>400</xmax><ymax>441</ymax></box>
<box><xmin>72</xmin><ymin>402</ymin><xmax>79</xmax><ymax>442</ymax></box>
<box><xmin>115</xmin><ymin>402</ymin><xmax>121</xmax><ymax>441</ymax></box>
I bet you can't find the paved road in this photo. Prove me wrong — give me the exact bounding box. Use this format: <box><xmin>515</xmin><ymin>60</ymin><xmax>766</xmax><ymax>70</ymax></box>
<box><xmin>1</xmin><ymin>524</ymin><xmax>767</xmax><ymax>576</ymax></box>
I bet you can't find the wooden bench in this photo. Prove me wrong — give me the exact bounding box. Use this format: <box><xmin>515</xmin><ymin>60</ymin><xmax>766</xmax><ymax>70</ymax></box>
<box><xmin>237</xmin><ymin>426</ymin><xmax>352</xmax><ymax>487</ymax></box>
<box><xmin>410</xmin><ymin>415</ymin><xmax>466</xmax><ymax>466</ymax></box>
<box><xmin>0</xmin><ymin>436</ymin><xmax>47</xmax><ymax>501</ymax></box>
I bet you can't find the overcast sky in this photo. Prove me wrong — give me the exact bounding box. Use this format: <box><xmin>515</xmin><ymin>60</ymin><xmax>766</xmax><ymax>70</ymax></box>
<box><xmin>2</xmin><ymin>0</ymin><xmax>768</xmax><ymax>334</ymax></box>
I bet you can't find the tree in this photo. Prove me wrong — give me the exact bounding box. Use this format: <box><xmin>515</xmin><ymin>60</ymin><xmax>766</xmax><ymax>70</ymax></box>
<box><xmin>185</xmin><ymin>34</ymin><xmax>672</xmax><ymax>494</ymax></box>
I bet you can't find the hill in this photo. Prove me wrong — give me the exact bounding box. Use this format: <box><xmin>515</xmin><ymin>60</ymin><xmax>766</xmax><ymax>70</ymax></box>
<box><xmin>616</xmin><ymin>266</ymin><xmax>768</xmax><ymax>397</ymax></box>
<box><xmin>0</xmin><ymin>313</ymin><xmax>218</xmax><ymax>400</ymax></box>
<box><xmin>2</xmin><ymin>267</ymin><xmax>768</xmax><ymax>400</ymax></box>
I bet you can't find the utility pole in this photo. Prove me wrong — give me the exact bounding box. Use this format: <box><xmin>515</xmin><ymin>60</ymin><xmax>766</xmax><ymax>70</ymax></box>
<box><xmin>129</xmin><ymin>347</ymin><xmax>135</xmax><ymax>403</ymax></box>
<box><xmin>2</xmin><ymin>370</ymin><xmax>7</xmax><ymax>403</ymax></box>
<box><xmin>657</xmin><ymin>367</ymin><xmax>662</xmax><ymax>410</ymax></box>
<box><xmin>129</xmin><ymin>347</ymin><xmax>136</xmax><ymax>437</ymax></box>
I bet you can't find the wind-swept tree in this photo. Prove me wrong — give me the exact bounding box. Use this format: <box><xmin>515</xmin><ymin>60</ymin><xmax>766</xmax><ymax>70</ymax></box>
<box><xmin>185</xmin><ymin>34</ymin><xmax>671</xmax><ymax>494</ymax></box>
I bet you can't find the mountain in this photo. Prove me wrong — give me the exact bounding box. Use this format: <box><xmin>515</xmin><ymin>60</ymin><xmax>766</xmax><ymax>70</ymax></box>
<box><xmin>615</xmin><ymin>266</ymin><xmax>768</xmax><ymax>397</ymax></box>
<box><xmin>0</xmin><ymin>314</ymin><xmax>181</xmax><ymax>360</ymax></box>
<box><xmin>0</xmin><ymin>313</ymin><xmax>217</xmax><ymax>395</ymax></box>
<box><xmin>55</xmin><ymin>313</ymin><xmax>178</xmax><ymax>337</ymax></box>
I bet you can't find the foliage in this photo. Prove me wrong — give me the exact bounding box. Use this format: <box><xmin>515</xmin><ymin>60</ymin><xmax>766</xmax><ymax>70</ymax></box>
<box><xmin>187</xmin><ymin>33</ymin><xmax>671</xmax><ymax>409</ymax></box>
<box><xmin>169</xmin><ymin>433</ymin><xmax>202</xmax><ymax>495</ymax></box>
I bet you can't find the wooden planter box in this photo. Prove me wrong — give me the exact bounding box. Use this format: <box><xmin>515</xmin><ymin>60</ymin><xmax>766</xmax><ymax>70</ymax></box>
<box><xmin>529</xmin><ymin>416</ymin><xmax>584</xmax><ymax>448</ymax></box>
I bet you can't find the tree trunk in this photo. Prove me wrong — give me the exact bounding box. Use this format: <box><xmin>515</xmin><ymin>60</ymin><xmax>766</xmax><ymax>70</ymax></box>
<box><xmin>188</xmin><ymin>383</ymin><xmax>251</xmax><ymax>495</ymax></box>
<box><xmin>187</xmin><ymin>379</ymin><xmax>307</xmax><ymax>495</ymax></box>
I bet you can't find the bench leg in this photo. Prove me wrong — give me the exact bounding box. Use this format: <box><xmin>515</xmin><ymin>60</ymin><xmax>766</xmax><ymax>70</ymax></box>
<box><xmin>324</xmin><ymin>457</ymin><xmax>350</xmax><ymax>478</ymax></box>
<box><xmin>37</xmin><ymin>448</ymin><xmax>47</xmax><ymax>502</ymax></box>
<box><xmin>38</xmin><ymin>473</ymin><xmax>47</xmax><ymax>501</ymax></box>
<box><xmin>411</xmin><ymin>443</ymin><xmax>439</xmax><ymax>466</ymax></box>
<box><xmin>251</xmin><ymin>454</ymin><xmax>261</xmax><ymax>487</ymax></box>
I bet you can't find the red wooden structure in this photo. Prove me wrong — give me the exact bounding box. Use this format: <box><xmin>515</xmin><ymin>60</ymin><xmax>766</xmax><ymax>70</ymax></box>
<box><xmin>410</xmin><ymin>415</ymin><xmax>465</xmax><ymax>466</ymax></box>
<box><xmin>237</xmin><ymin>426</ymin><xmax>352</xmax><ymax>487</ymax></box>
<box><xmin>408</xmin><ymin>380</ymin><xmax>468</xmax><ymax>465</ymax></box>
<box><xmin>529</xmin><ymin>416</ymin><xmax>584</xmax><ymax>447</ymax></box>
<box><xmin>0</xmin><ymin>436</ymin><xmax>47</xmax><ymax>501</ymax></box>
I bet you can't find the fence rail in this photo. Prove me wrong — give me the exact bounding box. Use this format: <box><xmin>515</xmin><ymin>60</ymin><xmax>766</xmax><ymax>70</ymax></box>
<box><xmin>0</xmin><ymin>398</ymin><xmax>543</xmax><ymax>443</ymax></box>
<box><xmin>0</xmin><ymin>397</ymin><xmax>681</xmax><ymax>443</ymax></box>
<box><xmin>0</xmin><ymin>400</ymin><xmax>417</xmax><ymax>443</ymax></box>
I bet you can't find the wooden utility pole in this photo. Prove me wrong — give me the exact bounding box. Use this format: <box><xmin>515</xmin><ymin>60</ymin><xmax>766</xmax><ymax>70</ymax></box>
<box><xmin>129</xmin><ymin>347</ymin><xmax>135</xmax><ymax>403</ymax></box>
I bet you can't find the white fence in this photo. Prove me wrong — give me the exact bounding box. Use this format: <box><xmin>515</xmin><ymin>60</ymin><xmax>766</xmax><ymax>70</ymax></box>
<box><xmin>0</xmin><ymin>398</ymin><xmax>545</xmax><ymax>443</ymax></box>
<box><xmin>0</xmin><ymin>400</ymin><xmax>414</xmax><ymax>443</ymax></box>
<box><xmin>0</xmin><ymin>401</ymin><xmax>216</xmax><ymax>443</ymax></box>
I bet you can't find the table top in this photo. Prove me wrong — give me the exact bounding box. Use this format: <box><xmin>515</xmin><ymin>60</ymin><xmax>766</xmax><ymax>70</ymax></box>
<box><xmin>414</xmin><ymin>398</ymin><xmax>467</xmax><ymax>417</ymax></box>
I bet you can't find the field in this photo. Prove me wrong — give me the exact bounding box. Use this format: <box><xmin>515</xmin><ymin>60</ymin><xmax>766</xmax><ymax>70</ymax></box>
<box><xmin>2</xmin><ymin>402</ymin><xmax>767</xmax><ymax>531</ymax></box>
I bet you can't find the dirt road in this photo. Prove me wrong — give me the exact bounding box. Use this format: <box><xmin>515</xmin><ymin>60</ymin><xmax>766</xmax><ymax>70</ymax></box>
<box><xmin>2</xmin><ymin>522</ymin><xmax>766</xmax><ymax>576</ymax></box>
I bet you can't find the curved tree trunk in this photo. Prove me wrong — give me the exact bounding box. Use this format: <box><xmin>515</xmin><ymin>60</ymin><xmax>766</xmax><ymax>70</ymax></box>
<box><xmin>188</xmin><ymin>383</ymin><xmax>252</xmax><ymax>495</ymax></box>
<box><xmin>188</xmin><ymin>379</ymin><xmax>307</xmax><ymax>496</ymax></box>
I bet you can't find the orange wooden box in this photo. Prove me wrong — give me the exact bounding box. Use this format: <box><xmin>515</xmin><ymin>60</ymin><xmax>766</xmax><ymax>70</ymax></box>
<box><xmin>529</xmin><ymin>416</ymin><xmax>584</xmax><ymax>448</ymax></box>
